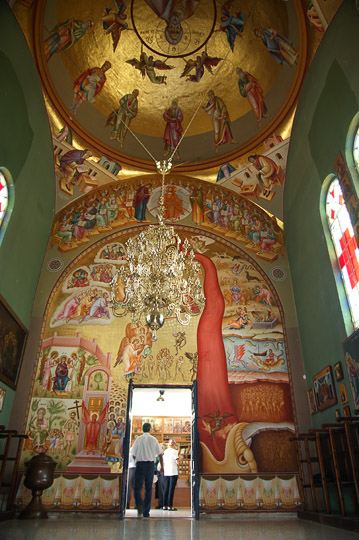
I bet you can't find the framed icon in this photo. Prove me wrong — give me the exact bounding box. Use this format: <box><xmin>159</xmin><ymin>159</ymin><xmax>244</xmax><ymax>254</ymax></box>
<box><xmin>313</xmin><ymin>366</ymin><xmax>337</xmax><ymax>411</ymax></box>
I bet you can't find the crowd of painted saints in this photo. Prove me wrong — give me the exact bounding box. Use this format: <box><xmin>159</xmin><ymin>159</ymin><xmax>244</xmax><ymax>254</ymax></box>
<box><xmin>41</xmin><ymin>0</ymin><xmax>328</xmax><ymax>156</ymax></box>
<box><xmin>52</xmin><ymin>179</ymin><xmax>283</xmax><ymax>260</ymax></box>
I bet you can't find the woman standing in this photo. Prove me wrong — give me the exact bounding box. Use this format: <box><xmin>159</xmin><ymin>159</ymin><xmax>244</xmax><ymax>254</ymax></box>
<box><xmin>163</xmin><ymin>439</ymin><xmax>181</xmax><ymax>511</ymax></box>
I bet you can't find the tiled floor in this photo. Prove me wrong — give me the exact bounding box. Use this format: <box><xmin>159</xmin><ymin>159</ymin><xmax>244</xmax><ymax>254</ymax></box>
<box><xmin>0</xmin><ymin>512</ymin><xmax>358</xmax><ymax>540</ymax></box>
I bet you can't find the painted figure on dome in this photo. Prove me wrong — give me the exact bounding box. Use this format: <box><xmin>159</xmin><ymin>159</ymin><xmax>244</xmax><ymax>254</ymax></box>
<box><xmin>70</xmin><ymin>61</ymin><xmax>112</xmax><ymax>115</ymax></box>
<box><xmin>180</xmin><ymin>51</ymin><xmax>222</xmax><ymax>82</ymax></box>
<box><xmin>145</xmin><ymin>0</ymin><xmax>200</xmax><ymax>45</ymax></box>
<box><xmin>254</xmin><ymin>28</ymin><xmax>298</xmax><ymax>67</ymax></box>
<box><xmin>44</xmin><ymin>19</ymin><xmax>93</xmax><ymax>61</ymax></box>
<box><xmin>126</xmin><ymin>52</ymin><xmax>174</xmax><ymax>85</ymax></box>
<box><xmin>81</xmin><ymin>401</ymin><xmax>109</xmax><ymax>455</ymax></box>
<box><xmin>58</xmin><ymin>149</ymin><xmax>93</xmax><ymax>192</ymax></box>
<box><xmin>102</xmin><ymin>1</ymin><xmax>129</xmax><ymax>52</ymax></box>
<box><xmin>307</xmin><ymin>3</ymin><xmax>325</xmax><ymax>32</ymax></box>
<box><xmin>203</xmin><ymin>90</ymin><xmax>237</xmax><ymax>153</ymax></box>
<box><xmin>106</xmin><ymin>89</ymin><xmax>139</xmax><ymax>148</ymax></box>
<box><xmin>56</xmin><ymin>125</ymin><xmax>73</xmax><ymax>145</ymax></box>
<box><xmin>248</xmin><ymin>154</ymin><xmax>283</xmax><ymax>189</ymax></box>
<box><xmin>220</xmin><ymin>0</ymin><xmax>245</xmax><ymax>52</ymax></box>
<box><xmin>163</xmin><ymin>99</ymin><xmax>183</xmax><ymax>159</ymax></box>
<box><xmin>133</xmin><ymin>184</ymin><xmax>151</xmax><ymax>221</ymax></box>
<box><xmin>236</xmin><ymin>67</ymin><xmax>269</xmax><ymax>128</ymax></box>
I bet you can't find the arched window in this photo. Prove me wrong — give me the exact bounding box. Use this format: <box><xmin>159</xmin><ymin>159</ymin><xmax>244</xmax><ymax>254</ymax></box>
<box><xmin>0</xmin><ymin>167</ymin><xmax>14</xmax><ymax>245</ymax></box>
<box><xmin>353</xmin><ymin>124</ymin><xmax>359</xmax><ymax>173</ymax></box>
<box><xmin>326</xmin><ymin>177</ymin><xmax>359</xmax><ymax>328</ymax></box>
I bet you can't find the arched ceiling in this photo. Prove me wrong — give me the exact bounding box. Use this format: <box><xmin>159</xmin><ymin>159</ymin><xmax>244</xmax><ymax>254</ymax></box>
<box><xmin>33</xmin><ymin>0</ymin><xmax>308</xmax><ymax>172</ymax></box>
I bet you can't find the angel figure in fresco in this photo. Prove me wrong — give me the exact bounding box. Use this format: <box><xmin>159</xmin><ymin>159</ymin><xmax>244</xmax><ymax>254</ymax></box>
<box><xmin>220</xmin><ymin>0</ymin><xmax>245</xmax><ymax>52</ymax></box>
<box><xmin>144</xmin><ymin>0</ymin><xmax>200</xmax><ymax>45</ymax></box>
<box><xmin>106</xmin><ymin>89</ymin><xmax>139</xmax><ymax>148</ymax></box>
<box><xmin>236</xmin><ymin>67</ymin><xmax>270</xmax><ymax>128</ymax></box>
<box><xmin>70</xmin><ymin>61</ymin><xmax>112</xmax><ymax>115</ymax></box>
<box><xmin>202</xmin><ymin>90</ymin><xmax>237</xmax><ymax>153</ymax></box>
<box><xmin>254</xmin><ymin>28</ymin><xmax>298</xmax><ymax>67</ymax></box>
<box><xmin>44</xmin><ymin>19</ymin><xmax>93</xmax><ymax>61</ymax></box>
<box><xmin>180</xmin><ymin>51</ymin><xmax>222</xmax><ymax>82</ymax></box>
<box><xmin>81</xmin><ymin>401</ymin><xmax>109</xmax><ymax>455</ymax></box>
<box><xmin>126</xmin><ymin>52</ymin><xmax>174</xmax><ymax>85</ymax></box>
<box><xmin>102</xmin><ymin>1</ymin><xmax>129</xmax><ymax>52</ymax></box>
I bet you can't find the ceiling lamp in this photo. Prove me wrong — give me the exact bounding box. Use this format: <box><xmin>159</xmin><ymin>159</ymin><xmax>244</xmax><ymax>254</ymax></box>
<box><xmin>156</xmin><ymin>390</ymin><xmax>165</xmax><ymax>402</ymax></box>
<box><xmin>111</xmin><ymin>159</ymin><xmax>205</xmax><ymax>339</ymax></box>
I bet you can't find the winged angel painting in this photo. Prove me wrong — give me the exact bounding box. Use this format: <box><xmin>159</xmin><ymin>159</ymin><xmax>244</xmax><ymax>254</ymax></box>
<box><xmin>180</xmin><ymin>51</ymin><xmax>222</xmax><ymax>82</ymax></box>
<box><xmin>126</xmin><ymin>52</ymin><xmax>174</xmax><ymax>84</ymax></box>
<box><xmin>102</xmin><ymin>1</ymin><xmax>129</xmax><ymax>52</ymax></box>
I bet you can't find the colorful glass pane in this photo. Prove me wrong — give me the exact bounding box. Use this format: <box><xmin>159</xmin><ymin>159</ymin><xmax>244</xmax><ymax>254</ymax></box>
<box><xmin>0</xmin><ymin>171</ymin><xmax>9</xmax><ymax>227</ymax></box>
<box><xmin>326</xmin><ymin>177</ymin><xmax>359</xmax><ymax>329</ymax></box>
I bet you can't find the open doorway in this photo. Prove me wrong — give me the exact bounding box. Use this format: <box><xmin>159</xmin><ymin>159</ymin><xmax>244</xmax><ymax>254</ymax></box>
<box><xmin>125</xmin><ymin>386</ymin><xmax>193</xmax><ymax>518</ymax></box>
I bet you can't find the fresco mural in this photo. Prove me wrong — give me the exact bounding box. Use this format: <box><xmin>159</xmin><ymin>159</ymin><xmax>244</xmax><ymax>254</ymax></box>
<box><xmin>21</xmin><ymin>208</ymin><xmax>294</xmax><ymax>490</ymax></box>
<box><xmin>50</xmin><ymin>178</ymin><xmax>285</xmax><ymax>265</ymax></box>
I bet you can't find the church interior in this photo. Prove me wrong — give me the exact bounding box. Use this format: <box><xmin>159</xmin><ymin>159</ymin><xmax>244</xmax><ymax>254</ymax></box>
<box><xmin>1</xmin><ymin>0</ymin><xmax>359</xmax><ymax>537</ymax></box>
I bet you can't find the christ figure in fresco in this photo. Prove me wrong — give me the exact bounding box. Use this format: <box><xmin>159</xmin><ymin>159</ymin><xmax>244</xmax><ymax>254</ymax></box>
<box><xmin>81</xmin><ymin>401</ymin><xmax>109</xmax><ymax>455</ymax></box>
<box><xmin>145</xmin><ymin>0</ymin><xmax>199</xmax><ymax>44</ymax></box>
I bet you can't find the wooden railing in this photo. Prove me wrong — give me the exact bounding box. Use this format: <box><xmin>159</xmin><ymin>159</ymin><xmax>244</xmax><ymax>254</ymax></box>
<box><xmin>291</xmin><ymin>417</ymin><xmax>359</xmax><ymax>516</ymax></box>
<box><xmin>0</xmin><ymin>426</ymin><xmax>27</xmax><ymax>516</ymax></box>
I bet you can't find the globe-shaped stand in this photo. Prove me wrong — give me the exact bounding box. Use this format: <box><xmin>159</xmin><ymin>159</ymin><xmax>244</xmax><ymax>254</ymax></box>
<box><xmin>19</xmin><ymin>453</ymin><xmax>56</xmax><ymax>519</ymax></box>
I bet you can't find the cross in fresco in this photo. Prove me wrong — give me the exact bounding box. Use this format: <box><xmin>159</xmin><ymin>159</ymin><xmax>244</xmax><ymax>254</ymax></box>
<box><xmin>67</xmin><ymin>400</ymin><xmax>81</xmax><ymax>420</ymax></box>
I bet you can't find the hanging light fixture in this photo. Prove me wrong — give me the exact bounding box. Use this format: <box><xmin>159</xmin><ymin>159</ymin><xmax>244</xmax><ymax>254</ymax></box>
<box><xmin>111</xmin><ymin>159</ymin><xmax>205</xmax><ymax>339</ymax></box>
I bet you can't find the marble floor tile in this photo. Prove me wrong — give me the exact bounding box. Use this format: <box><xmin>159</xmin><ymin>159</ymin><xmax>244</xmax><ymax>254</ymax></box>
<box><xmin>0</xmin><ymin>514</ymin><xmax>358</xmax><ymax>540</ymax></box>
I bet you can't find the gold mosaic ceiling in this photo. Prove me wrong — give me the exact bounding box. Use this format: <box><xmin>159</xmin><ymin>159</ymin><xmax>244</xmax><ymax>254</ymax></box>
<box><xmin>34</xmin><ymin>0</ymin><xmax>307</xmax><ymax>169</ymax></box>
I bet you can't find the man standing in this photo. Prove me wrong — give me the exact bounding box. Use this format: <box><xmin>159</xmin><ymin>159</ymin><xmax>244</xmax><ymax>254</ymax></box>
<box><xmin>132</xmin><ymin>422</ymin><xmax>164</xmax><ymax>517</ymax></box>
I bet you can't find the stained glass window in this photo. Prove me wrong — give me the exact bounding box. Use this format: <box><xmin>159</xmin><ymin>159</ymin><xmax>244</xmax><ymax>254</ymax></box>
<box><xmin>326</xmin><ymin>178</ymin><xmax>359</xmax><ymax>328</ymax></box>
<box><xmin>353</xmin><ymin>125</ymin><xmax>359</xmax><ymax>173</ymax></box>
<box><xmin>0</xmin><ymin>170</ymin><xmax>9</xmax><ymax>228</ymax></box>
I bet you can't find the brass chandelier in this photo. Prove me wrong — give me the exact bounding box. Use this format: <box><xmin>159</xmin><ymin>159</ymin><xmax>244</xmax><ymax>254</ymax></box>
<box><xmin>111</xmin><ymin>159</ymin><xmax>205</xmax><ymax>338</ymax></box>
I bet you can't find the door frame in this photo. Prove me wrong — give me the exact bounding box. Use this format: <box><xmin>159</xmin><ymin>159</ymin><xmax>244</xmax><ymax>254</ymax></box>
<box><xmin>120</xmin><ymin>382</ymin><xmax>198</xmax><ymax>518</ymax></box>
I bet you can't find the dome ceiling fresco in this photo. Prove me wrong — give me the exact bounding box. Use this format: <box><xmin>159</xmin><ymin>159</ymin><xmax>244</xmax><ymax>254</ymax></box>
<box><xmin>34</xmin><ymin>0</ymin><xmax>307</xmax><ymax>171</ymax></box>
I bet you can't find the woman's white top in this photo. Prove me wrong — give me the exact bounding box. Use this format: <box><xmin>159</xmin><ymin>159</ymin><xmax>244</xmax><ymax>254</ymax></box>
<box><xmin>163</xmin><ymin>447</ymin><xmax>179</xmax><ymax>476</ymax></box>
